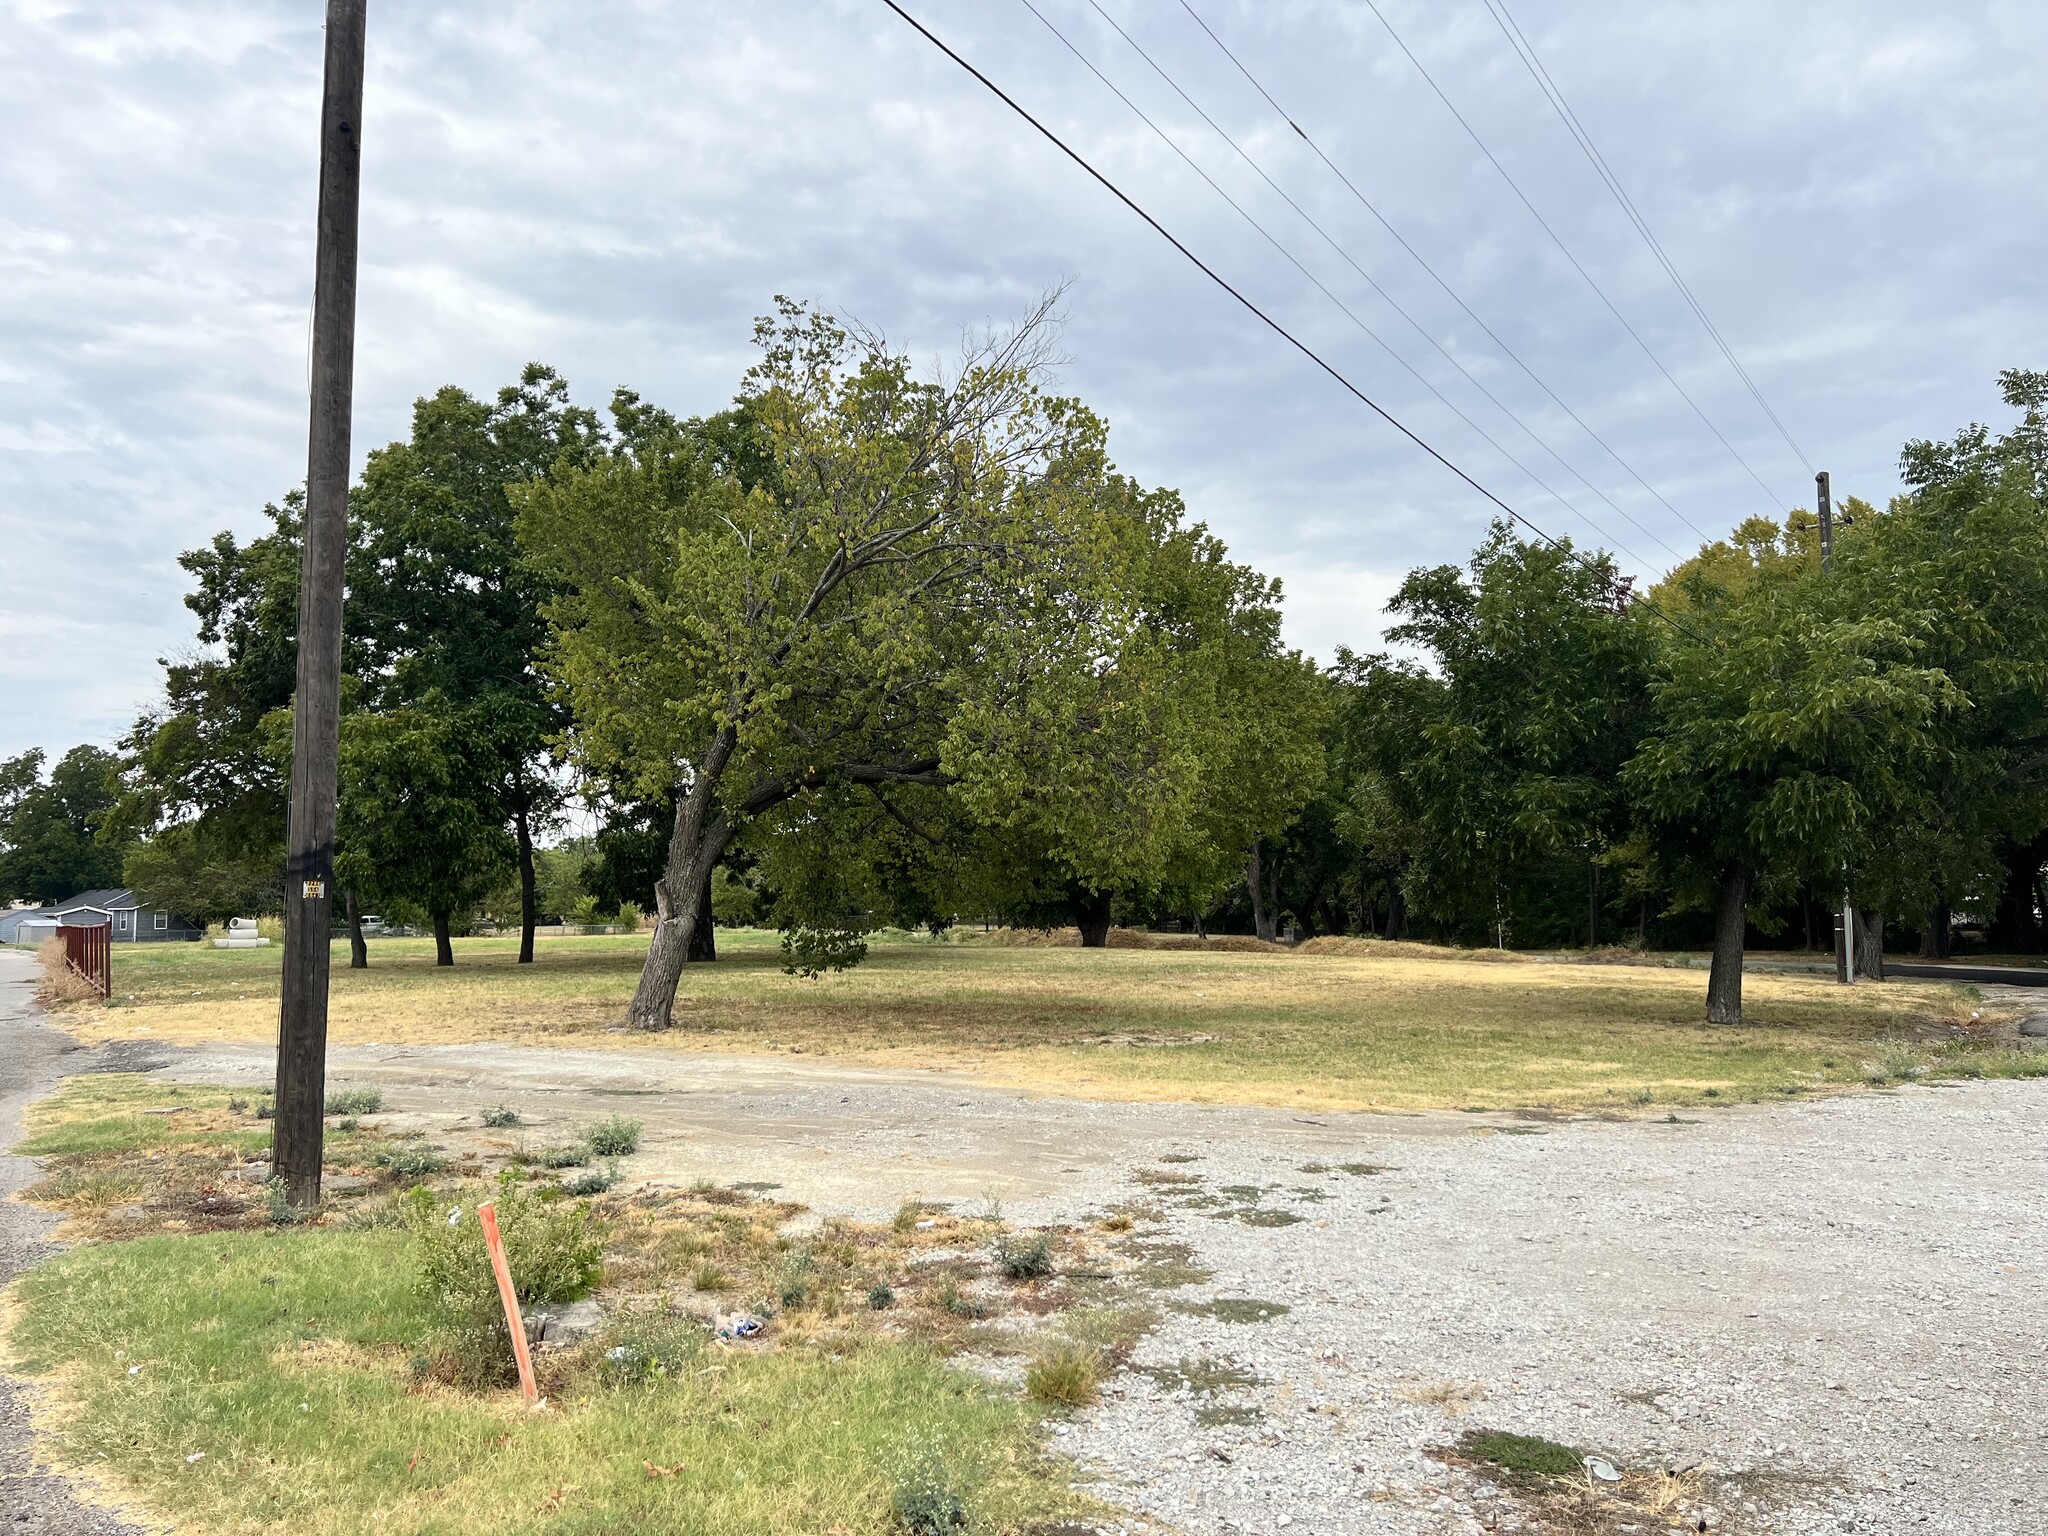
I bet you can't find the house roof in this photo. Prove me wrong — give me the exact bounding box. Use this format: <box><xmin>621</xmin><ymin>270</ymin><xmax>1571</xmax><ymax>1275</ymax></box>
<box><xmin>54</xmin><ymin>888</ymin><xmax>139</xmax><ymax>913</ymax></box>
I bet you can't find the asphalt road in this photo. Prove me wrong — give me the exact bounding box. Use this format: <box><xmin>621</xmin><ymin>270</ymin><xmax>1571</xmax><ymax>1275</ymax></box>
<box><xmin>0</xmin><ymin>947</ymin><xmax>142</xmax><ymax>1534</ymax></box>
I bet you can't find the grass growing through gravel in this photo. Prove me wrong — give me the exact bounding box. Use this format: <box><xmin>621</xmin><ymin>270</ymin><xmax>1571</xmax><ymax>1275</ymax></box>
<box><xmin>49</xmin><ymin>929</ymin><xmax>2048</xmax><ymax>1111</ymax></box>
<box><xmin>5</xmin><ymin>1076</ymin><xmax>1120</xmax><ymax>1535</ymax></box>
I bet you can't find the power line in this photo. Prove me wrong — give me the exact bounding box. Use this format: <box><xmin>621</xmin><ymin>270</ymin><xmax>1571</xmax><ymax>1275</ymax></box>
<box><xmin>1017</xmin><ymin>0</ymin><xmax>1676</xmax><ymax>572</ymax></box>
<box><xmin>1479</xmin><ymin>0</ymin><xmax>1812</xmax><ymax>474</ymax></box>
<box><xmin>1063</xmin><ymin>0</ymin><xmax>1686</xmax><ymax>565</ymax></box>
<box><xmin>1169</xmin><ymin>0</ymin><xmax>1716</xmax><ymax>547</ymax></box>
<box><xmin>874</xmin><ymin>0</ymin><xmax>1705</xmax><ymax>645</ymax></box>
<box><xmin>1341</xmin><ymin>0</ymin><xmax>1793</xmax><ymax>514</ymax></box>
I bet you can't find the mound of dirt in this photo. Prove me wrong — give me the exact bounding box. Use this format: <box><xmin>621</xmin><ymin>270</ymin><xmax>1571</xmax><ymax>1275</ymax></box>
<box><xmin>1291</xmin><ymin>935</ymin><xmax>1532</xmax><ymax>964</ymax></box>
<box><xmin>958</xmin><ymin>927</ymin><xmax>1282</xmax><ymax>954</ymax></box>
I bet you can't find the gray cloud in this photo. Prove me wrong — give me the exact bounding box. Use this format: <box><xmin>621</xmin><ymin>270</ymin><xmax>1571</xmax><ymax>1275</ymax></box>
<box><xmin>3</xmin><ymin>0</ymin><xmax>2042</xmax><ymax>758</ymax></box>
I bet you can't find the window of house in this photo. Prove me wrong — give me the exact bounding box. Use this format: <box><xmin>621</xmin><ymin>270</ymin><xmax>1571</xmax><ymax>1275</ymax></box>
<box><xmin>155</xmin><ymin>912</ymin><xmax>168</xmax><ymax>930</ymax></box>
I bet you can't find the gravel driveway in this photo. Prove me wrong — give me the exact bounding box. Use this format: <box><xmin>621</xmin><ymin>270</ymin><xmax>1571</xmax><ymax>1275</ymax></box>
<box><xmin>1074</xmin><ymin>1080</ymin><xmax>2048</xmax><ymax>1536</ymax></box>
<box><xmin>13</xmin><ymin>990</ymin><xmax>2048</xmax><ymax>1534</ymax></box>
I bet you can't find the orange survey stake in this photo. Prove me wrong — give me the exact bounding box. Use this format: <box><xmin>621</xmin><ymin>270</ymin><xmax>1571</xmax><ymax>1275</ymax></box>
<box><xmin>476</xmin><ymin>1201</ymin><xmax>539</xmax><ymax>1404</ymax></box>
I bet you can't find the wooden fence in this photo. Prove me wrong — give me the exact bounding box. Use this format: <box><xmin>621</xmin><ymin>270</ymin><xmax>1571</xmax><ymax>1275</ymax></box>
<box><xmin>58</xmin><ymin>923</ymin><xmax>111</xmax><ymax>1000</ymax></box>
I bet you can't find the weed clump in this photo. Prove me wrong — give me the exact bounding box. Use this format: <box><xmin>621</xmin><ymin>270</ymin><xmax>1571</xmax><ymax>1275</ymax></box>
<box><xmin>995</xmin><ymin>1232</ymin><xmax>1053</xmax><ymax>1280</ymax></box>
<box><xmin>1025</xmin><ymin>1340</ymin><xmax>1103</xmax><ymax>1407</ymax></box>
<box><xmin>373</xmin><ymin>1145</ymin><xmax>447</xmax><ymax>1182</ymax></box>
<box><xmin>323</xmin><ymin>1088</ymin><xmax>382</xmax><ymax>1116</ymax></box>
<box><xmin>892</xmin><ymin>1449</ymin><xmax>968</xmax><ymax>1535</ymax></box>
<box><xmin>402</xmin><ymin>1174</ymin><xmax>605</xmax><ymax>1382</ymax></box>
<box><xmin>480</xmin><ymin>1105</ymin><xmax>521</xmax><ymax>1128</ymax></box>
<box><xmin>868</xmin><ymin>1283</ymin><xmax>896</xmax><ymax>1310</ymax></box>
<box><xmin>594</xmin><ymin>1312</ymin><xmax>705</xmax><ymax>1386</ymax></box>
<box><xmin>585</xmin><ymin>1116</ymin><xmax>643</xmax><ymax>1157</ymax></box>
<box><xmin>560</xmin><ymin>1162</ymin><xmax>619</xmax><ymax>1197</ymax></box>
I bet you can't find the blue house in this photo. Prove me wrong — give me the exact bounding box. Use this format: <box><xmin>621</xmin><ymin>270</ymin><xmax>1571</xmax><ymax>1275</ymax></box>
<box><xmin>46</xmin><ymin>889</ymin><xmax>204</xmax><ymax>943</ymax></box>
<box><xmin>0</xmin><ymin>906</ymin><xmax>58</xmax><ymax>944</ymax></box>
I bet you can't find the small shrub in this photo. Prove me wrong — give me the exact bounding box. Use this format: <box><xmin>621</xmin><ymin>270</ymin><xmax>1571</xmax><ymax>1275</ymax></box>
<box><xmin>777</xmin><ymin>1248</ymin><xmax>814</xmax><ymax>1309</ymax></box>
<box><xmin>324</xmin><ymin>1088</ymin><xmax>382</xmax><ymax>1116</ymax></box>
<box><xmin>266</xmin><ymin>1179</ymin><xmax>311</xmax><ymax>1227</ymax></box>
<box><xmin>995</xmin><ymin>1232</ymin><xmax>1054</xmax><ymax>1280</ymax></box>
<box><xmin>480</xmin><ymin>1105</ymin><xmax>521</xmax><ymax>1129</ymax></box>
<box><xmin>868</xmin><ymin>1283</ymin><xmax>896</xmax><ymax>1310</ymax></box>
<box><xmin>560</xmin><ymin>1162</ymin><xmax>618</xmax><ymax>1197</ymax></box>
<box><xmin>595</xmin><ymin>1313</ymin><xmax>705</xmax><ymax>1386</ymax></box>
<box><xmin>891</xmin><ymin>1450</ymin><xmax>967</xmax><ymax>1536</ymax></box>
<box><xmin>522</xmin><ymin>1143</ymin><xmax>591</xmax><ymax>1170</ymax></box>
<box><xmin>228</xmin><ymin>1096</ymin><xmax>249</xmax><ymax>1113</ymax></box>
<box><xmin>1098</xmin><ymin>1212</ymin><xmax>1134</xmax><ymax>1233</ymax></box>
<box><xmin>691</xmin><ymin>1262</ymin><xmax>729</xmax><ymax>1292</ymax></box>
<box><xmin>1025</xmin><ymin>1340</ymin><xmax>1103</xmax><ymax>1407</ymax></box>
<box><xmin>402</xmin><ymin>1174</ymin><xmax>605</xmax><ymax>1382</ymax></box>
<box><xmin>254</xmin><ymin>1100</ymin><xmax>275</xmax><ymax>1120</ymax></box>
<box><xmin>584</xmin><ymin>1115</ymin><xmax>643</xmax><ymax>1157</ymax></box>
<box><xmin>374</xmin><ymin>1144</ymin><xmax>448</xmax><ymax>1181</ymax></box>
<box><xmin>937</xmin><ymin>1279</ymin><xmax>988</xmax><ymax>1320</ymax></box>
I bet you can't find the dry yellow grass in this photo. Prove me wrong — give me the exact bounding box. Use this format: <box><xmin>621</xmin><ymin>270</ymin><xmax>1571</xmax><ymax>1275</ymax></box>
<box><xmin>52</xmin><ymin>929</ymin><xmax>2009</xmax><ymax>1112</ymax></box>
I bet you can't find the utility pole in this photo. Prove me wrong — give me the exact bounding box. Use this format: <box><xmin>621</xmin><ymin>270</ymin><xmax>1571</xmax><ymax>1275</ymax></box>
<box><xmin>1817</xmin><ymin>470</ymin><xmax>1854</xmax><ymax>985</ymax></box>
<box><xmin>1815</xmin><ymin>469</ymin><xmax>1834</xmax><ymax>573</ymax></box>
<box><xmin>275</xmin><ymin>0</ymin><xmax>368</xmax><ymax>1209</ymax></box>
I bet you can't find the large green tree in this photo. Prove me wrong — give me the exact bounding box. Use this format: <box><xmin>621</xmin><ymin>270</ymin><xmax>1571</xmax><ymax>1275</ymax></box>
<box><xmin>113</xmin><ymin>495</ymin><xmax>306</xmax><ymax>920</ymax></box>
<box><xmin>347</xmin><ymin>365</ymin><xmax>605</xmax><ymax>963</ymax></box>
<box><xmin>0</xmin><ymin>746</ymin><xmax>129</xmax><ymax>904</ymax></box>
<box><xmin>1628</xmin><ymin>516</ymin><xmax>1953</xmax><ymax>1021</ymax></box>
<box><xmin>521</xmin><ymin>298</ymin><xmax>1306</xmax><ymax>1025</ymax></box>
<box><xmin>1370</xmin><ymin>527</ymin><xmax>1657</xmax><ymax>947</ymax></box>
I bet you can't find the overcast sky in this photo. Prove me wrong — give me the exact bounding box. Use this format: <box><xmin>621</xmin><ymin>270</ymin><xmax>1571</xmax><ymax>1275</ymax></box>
<box><xmin>4</xmin><ymin>0</ymin><xmax>2043</xmax><ymax>763</ymax></box>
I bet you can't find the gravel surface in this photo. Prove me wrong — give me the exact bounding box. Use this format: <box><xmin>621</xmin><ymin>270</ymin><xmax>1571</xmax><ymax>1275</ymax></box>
<box><xmin>0</xmin><ymin>947</ymin><xmax>144</xmax><ymax>1535</ymax></box>
<box><xmin>1072</xmin><ymin>1080</ymin><xmax>2048</xmax><ymax>1536</ymax></box>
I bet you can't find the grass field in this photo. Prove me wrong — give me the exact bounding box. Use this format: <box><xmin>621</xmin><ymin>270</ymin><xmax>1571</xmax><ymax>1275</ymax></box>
<box><xmin>4</xmin><ymin>1076</ymin><xmax>1113</xmax><ymax>1536</ymax></box>
<box><xmin>42</xmin><ymin>929</ymin><xmax>2038</xmax><ymax>1111</ymax></box>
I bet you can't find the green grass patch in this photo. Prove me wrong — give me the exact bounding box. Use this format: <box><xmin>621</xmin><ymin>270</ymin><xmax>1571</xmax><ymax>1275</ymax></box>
<box><xmin>1458</xmin><ymin>1427</ymin><xmax>1584</xmax><ymax>1480</ymax></box>
<box><xmin>15</xmin><ymin>1076</ymin><xmax>269</xmax><ymax>1160</ymax></box>
<box><xmin>5</xmin><ymin>1227</ymin><xmax>1089</xmax><ymax>1535</ymax></box>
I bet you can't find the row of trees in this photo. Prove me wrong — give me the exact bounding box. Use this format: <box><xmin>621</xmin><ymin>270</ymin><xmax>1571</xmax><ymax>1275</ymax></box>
<box><xmin>5</xmin><ymin>296</ymin><xmax>2042</xmax><ymax>1030</ymax></box>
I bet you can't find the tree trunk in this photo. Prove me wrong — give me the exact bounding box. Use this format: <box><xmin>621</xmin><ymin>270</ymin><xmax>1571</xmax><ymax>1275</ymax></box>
<box><xmin>432</xmin><ymin>907</ymin><xmax>454</xmax><ymax>967</ymax></box>
<box><xmin>1587</xmin><ymin>858</ymin><xmax>1601</xmax><ymax>950</ymax></box>
<box><xmin>515</xmin><ymin>801</ymin><xmax>536</xmax><ymax>964</ymax></box>
<box><xmin>1388</xmin><ymin>878</ymin><xmax>1407</xmax><ymax>941</ymax></box>
<box><xmin>1705</xmin><ymin>860</ymin><xmax>1750</xmax><ymax>1025</ymax></box>
<box><xmin>628</xmin><ymin>728</ymin><xmax>738</xmax><ymax>1030</ymax></box>
<box><xmin>1076</xmin><ymin>887</ymin><xmax>1113</xmax><ymax>949</ymax></box>
<box><xmin>1854</xmin><ymin>907</ymin><xmax>1886</xmax><ymax>980</ymax></box>
<box><xmin>688</xmin><ymin>864</ymin><xmax>716</xmax><ymax>962</ymax></box>
<box><xmin>1245</xmin><ymin>842</ymin><xmax>1279</xmax><ymax>943</ymax></box>
<box><xmin>1918</xmin><ymin>897</ymin><xmax>1953</xmax><ymax>960</ymax></box>
<box><xmin>345</xmin><ymin>885</ymin><xmax>367</xmax><ymax>970</ymax></box>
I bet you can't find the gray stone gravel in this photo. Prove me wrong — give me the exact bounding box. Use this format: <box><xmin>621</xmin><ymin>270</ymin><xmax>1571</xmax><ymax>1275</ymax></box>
<box><xmin>1069</xmin><ymin>1082</ymin><xmax>2048</xmax><ymax>1536</ymax></box>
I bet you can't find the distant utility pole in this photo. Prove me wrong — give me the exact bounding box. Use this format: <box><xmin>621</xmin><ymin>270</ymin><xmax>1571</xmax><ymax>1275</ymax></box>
<box><xmin>1815</xmin><ymin>469</ymin><xmax>1834</xmax><ymax>573</ymax></box>
<box><xmin>275</xmin><ymin>0</ymin><xmax>368</xmax><ymax>1209</ymax></box>
<box><xmin>1817</xmin><ymin>469</ymin><xmax>1854</xmax><ymax>985</ymax></box>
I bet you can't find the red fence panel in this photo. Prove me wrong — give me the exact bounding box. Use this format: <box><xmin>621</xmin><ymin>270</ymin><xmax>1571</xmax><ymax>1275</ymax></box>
<box><xmin>58</xmin><ymin>923</ymin><xmax>110</xmax><ymax>1000</ymax></box>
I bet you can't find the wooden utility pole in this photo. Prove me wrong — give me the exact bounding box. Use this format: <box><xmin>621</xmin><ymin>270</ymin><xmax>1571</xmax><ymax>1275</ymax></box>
<box><xmin>1815</xmin><ymin>469</ymin><xmax>1834</xmax><ymax>573</ymax></box>
<box><xmin>1816</xmin><ymin>470</ymin><xmax>1855</xmax><ymax>985</ymax></box>
<box><xmin>275</xmin><ymin>0</ymin><xmax>368</xmax><ymax>1209</ymax></box>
